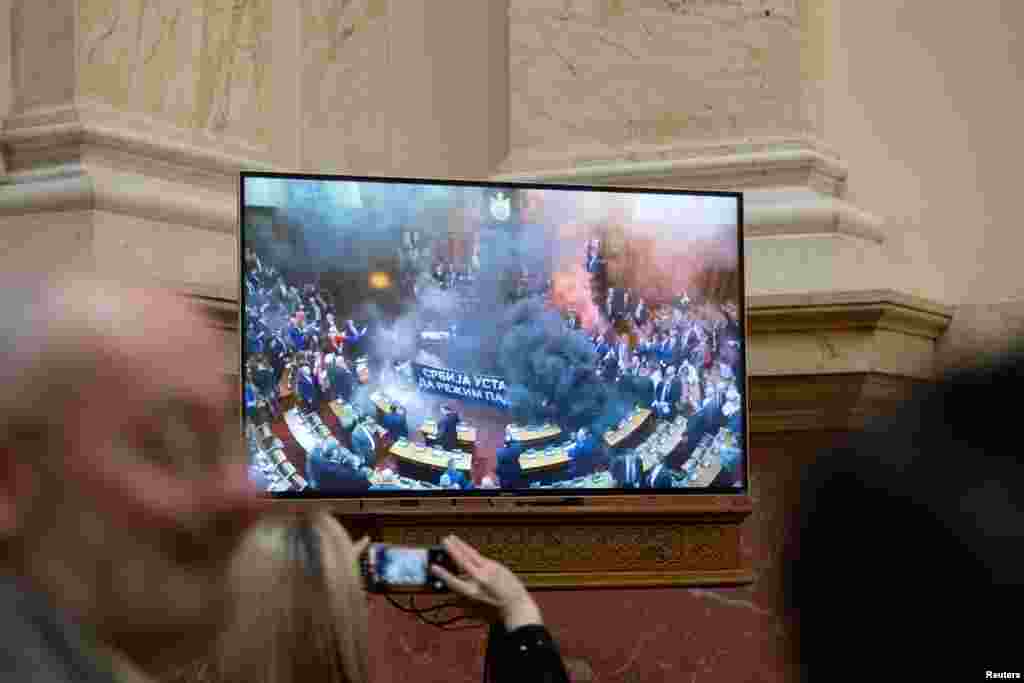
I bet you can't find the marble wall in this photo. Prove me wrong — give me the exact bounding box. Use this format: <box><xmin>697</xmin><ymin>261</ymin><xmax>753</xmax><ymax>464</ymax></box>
<box><xmin>822</xmin><ymin>0</ymin><xmax>1024</xmax><ymax>306</ymax></box>
<box><xmin>508</xmin><ymin>0</ymin><xmax>812</xmax><ymax>163</ymax></box>
<box><xmin>75</xmin><ymin>0</ymin><xmax>275</xmax><ymax>148</ymax></box>
<box><xmin>300</xmin><ymin>0</ymin><xmax>392</xmax><ymax>173</ymax></box>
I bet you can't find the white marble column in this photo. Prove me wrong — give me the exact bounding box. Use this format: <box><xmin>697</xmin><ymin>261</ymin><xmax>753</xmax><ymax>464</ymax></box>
<box><xmin>0</xmin><ymin>0</ymin><xmax>302</xmax><ymax>300</ymax></box>
<box><xmin>299</xmin><ymin>0</ymin><xmax>509</xmax><ymax>179</ymax></box>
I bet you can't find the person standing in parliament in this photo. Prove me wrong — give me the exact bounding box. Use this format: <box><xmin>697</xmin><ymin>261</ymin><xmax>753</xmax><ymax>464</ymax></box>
<box><xmin>380</xmin><ymin>403</ymin><xmax>409</xmax><ymax>441</ymax></box>
<box><xmin>437</xmin><ymin>404</ymin><xmax>461</xmax><ymax>452</ymax></box>
<box><xmin>567</xmin><ymin>427</ymin><xmax>603</xmax><ymax>479</ymax></box>
<box><xmin>350</xmin><ymin>416</ymin><xmax>379</xmax><ymax>469</ymax></box>
<box><xmin>495</xmin><ymin>435</ymin><xmax>525</xmax><ymax>490</ymax></box>
<box><xmin>611</xmin><ymin>450</ymin><xmax>645</xmax><ymax>489</ymax></box>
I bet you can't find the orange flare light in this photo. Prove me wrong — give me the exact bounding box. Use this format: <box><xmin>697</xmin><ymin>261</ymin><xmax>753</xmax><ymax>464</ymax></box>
<box><xmin>368</xmin><ymin>272</ymin><xmax>392</xmax><ymax>289</ymax></box>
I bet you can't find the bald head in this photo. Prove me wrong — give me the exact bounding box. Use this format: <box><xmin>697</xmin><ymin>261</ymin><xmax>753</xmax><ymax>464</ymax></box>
<box><xmin>0</xmin><ymin>272</ymin><xmax>261</xmax><ymax>674</ymax></box>
<box><xmin>2</xmin><ymin>273</ymin><xmax>231</xmax><ymax>422</ymax></box>
<box><xmin>0</xmin><ymin>274</ymin><xmax>243</xmax><ymax>510</ymax></box>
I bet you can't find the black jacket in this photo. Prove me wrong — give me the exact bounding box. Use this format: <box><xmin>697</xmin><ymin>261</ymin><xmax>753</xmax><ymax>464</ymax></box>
<box><xmin>611</xmin><ymin>452</ymin><xmax>645</xmax><ymax>489</ymax></box>
<box><xmin>568</xmin><ymin>436</ymin><xmax>603</xmax><ymax>479</ymax></box>
<box><xmin>485</xmin><ymin>623</ymin><xmax>569</xmax><ymax>683</ymax></box>
<box><xmin>495</xmin><ymin>443</ymin><xmax>525</xmax><ymax>489</ymax></box>
<box><xmin>785</xmin><ymin>346</ymin><xmax>1024</xmax><ymax>679</ymax></box>
<box><xmin>305</xmin><ymin>449</ymin><xmax>370</xmax><ymax>492</ymax></box>
<box><xmin>645</xmin><ymin>462</ymin><xmax>674</xmax><ymax>489</ymax></box>
<box><xmin>437</xmin><ymin>412</ymin><xmax>461</xmax><ymax>451</ymax></box>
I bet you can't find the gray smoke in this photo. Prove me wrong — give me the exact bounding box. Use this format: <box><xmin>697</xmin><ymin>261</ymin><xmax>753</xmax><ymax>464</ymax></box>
<box><xmin>248</xmin><ymin>179</ymin><xmax>711</xmax><ymax>436</ymax></box>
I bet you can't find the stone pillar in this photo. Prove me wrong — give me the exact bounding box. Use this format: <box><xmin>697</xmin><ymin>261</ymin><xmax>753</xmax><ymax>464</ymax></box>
<box><xmin>0</xmin><ymin>0</ymin><xmax>301</xmax><ymax>302</ymax></box>
<box><xmin>299</xmin><ymin>0</ymin><xmax>509</xmax><ymax>179</ymax></box>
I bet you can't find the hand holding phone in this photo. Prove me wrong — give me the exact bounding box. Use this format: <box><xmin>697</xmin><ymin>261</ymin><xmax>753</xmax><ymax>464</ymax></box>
<box><xmin>429</xmin><ymin>535</ymin><xmax>542</xmax><ymax>630</ymax></box>
<box><xmin>360</xmin><ymin>543</ymin><xmax>456</xmax><ymax>593</ymax></box>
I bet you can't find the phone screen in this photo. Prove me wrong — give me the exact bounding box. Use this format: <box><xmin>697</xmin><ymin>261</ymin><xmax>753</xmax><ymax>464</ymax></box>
<box><xmin>363</xmin><ymin>544</ymin><xmax>449</xmax><ymax>592</ymax></box>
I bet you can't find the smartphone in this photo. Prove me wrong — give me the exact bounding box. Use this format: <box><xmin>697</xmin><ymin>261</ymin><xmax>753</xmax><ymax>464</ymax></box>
<box><xmin>360</xmin><ymin>544</ymin><xmax>456</xmax><ymax>593</ymax></box>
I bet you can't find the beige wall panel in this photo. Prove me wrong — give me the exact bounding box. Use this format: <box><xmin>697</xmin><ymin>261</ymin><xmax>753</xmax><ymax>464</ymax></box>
<box><xmin>750</xmin><ymin>327</ymin><xmax>936</xmax><ymax>379</ymax></box>
<box><xmin>91</xmin><ymin>210</ymin><xmax>237</xmax><ymax>298</ymax></box>
<box><xmin>824</xmin><ymin>0</ymin><xmax>1024</xmax><ymax>306</ymax></box>
<box><xmin>509</xmin><ymin>0</ymin><xmax>807</xmax><ymax>157</ymax></box>
<box><xmin>76</xmin><ymin>0</ymin><xmax>275</xmax><ymax>150</ymax></box>
<box><xmin>300</xmin><ymin>0</ymin><xmax>393</xmax><ymax>175</ymax></box>
<box><xmin>10</xmin><ymin>0</ymin><xmax>75</xmax><ymax>112</ymax></box>
<box><xmin>0</xmin><ymin>210</ymin><xmax>94</xmax><ymax>274</ymax></box>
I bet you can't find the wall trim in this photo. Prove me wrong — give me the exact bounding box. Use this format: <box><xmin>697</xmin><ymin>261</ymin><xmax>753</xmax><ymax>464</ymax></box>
<box><xmin>3</xmin><ymin>102</ymin><xmax>276</xmax><ymax>175</ymax></box>
<box><xmin>748</xmin><ymin>289</ymin><xmax>953</xmax><ymax>340</ymax></box>
<box><xmin>0</xmin><ymin>102</ymin><xmax>276</xmax><ymax>234</ymax></box>
<box><xmin>493</xmin><ymin>139</ymin><xmax>848</xmax><ymax>196</ymax></box>
<box><xmin>744</xmin><ymin>192</ymin><xmax>884</xmax><ymax>243</ymax></box>
<box><xmin>489</xmin><ymin>144</ymin><xmax>889</xmax><ymax>242</ymax></box>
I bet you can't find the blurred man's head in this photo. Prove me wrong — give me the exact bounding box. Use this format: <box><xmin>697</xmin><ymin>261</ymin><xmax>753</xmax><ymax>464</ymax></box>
<box><xmin>0</xmin><ymin>273</ymin><xmax>262</xmax><ymax>674</ymax></box>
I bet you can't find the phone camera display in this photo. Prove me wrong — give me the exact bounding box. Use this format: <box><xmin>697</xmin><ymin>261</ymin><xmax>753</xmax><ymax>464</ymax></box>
<box><xmin>362</xmin><ymin>544</ymin><xmax>452</xmax><ymax>593</ymax></box>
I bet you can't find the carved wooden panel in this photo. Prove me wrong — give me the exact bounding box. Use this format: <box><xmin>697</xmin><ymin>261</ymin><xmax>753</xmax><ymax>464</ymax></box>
<box><xmin>383</xmin><ymin>521</ymin><xmax>735</xmax><ymax>571</ymax></box>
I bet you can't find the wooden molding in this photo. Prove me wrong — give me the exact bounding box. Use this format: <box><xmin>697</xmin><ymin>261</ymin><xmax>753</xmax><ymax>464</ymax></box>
<box><xmin>263</xmin><ymin>499</ymin><xmax>754</xmax><ymax>589</ymax></box>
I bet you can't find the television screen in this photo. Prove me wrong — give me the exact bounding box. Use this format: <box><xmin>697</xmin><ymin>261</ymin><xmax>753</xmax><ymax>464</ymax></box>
<box><xmin>241</xmin><ymin>174</ymin><xmax>746</xmax><ymax>496</ymax></box>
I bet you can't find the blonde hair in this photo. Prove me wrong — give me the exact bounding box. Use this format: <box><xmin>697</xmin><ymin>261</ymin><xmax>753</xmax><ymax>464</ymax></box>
<box><xmin>170</xmin><ymin>512</ymin><xmax>369</xmax><ymax>683</ymax></box>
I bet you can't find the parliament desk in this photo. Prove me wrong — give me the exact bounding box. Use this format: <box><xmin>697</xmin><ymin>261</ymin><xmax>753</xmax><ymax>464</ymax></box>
<box><xmin>518</xmin><ymin>443</ymin><xmax>572</xmax><ymax>473</ymax></box>
<box><xmin>635</xmin><ymin>417</ymin><xmax>689</xmax><ymax>472</ymax></box>
<box><xmin>419</xmin><ymin>419</ymin><xmax>477</xmax><ymax>450</ymax></box>
<box><xmin>682</xmin><ymin>455</ymin><xmax>722</xmax><ymax>488</ymax></box>
<box><xmin>389</xmin><ymin>439</ymin><xmax>473</xmax><ymax>474</ymax></box>
<box><xmin>528</xmin><ymin>471</ymin><xmax>616</xmax><ymax>490</ymax></box>
<box><xmin>368</xmin><ymin>470</ymin><xmax>442</xmax><ymax>491</ymax></box>
<box><xmin>678</xmin><ymin>429</ymin><xmax>733</xmax><ymax>488</ymax></box>
<box><xmin>507</xmin><ymin>423</ymin><xmax>562</xmax><ymax>448</ymax></box>
<box><xmin>603</xmin><ymin>408</ymin><xmax>654</xmax><ymax>449</ymax></box>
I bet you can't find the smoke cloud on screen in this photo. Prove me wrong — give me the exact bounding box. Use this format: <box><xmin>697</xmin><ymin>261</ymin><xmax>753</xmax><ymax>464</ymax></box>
<box><xmin>246</xmin><ymin>179</ymin><xmax>736</xmax><ymax>436</ymax></box>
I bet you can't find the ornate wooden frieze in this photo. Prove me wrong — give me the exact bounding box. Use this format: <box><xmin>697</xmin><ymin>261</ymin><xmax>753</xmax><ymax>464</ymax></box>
<box><xmin>311</xmin><ymin>499</ymin><xmax>756</xmax><ymax>589</ymax></box>
<box><xmin>380</xmin><ymin>522</ymin><xmax>738</xmax><ymax>575</ymax></box>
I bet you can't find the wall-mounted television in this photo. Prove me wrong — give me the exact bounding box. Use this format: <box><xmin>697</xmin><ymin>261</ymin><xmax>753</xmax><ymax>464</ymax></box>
<box><xmin>240</xmin><ymin>173</ymin><xmax>746</xmax><ymax>497</ymax></box>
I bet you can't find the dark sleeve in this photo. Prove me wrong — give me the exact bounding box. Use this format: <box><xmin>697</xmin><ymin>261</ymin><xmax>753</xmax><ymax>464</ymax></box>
<box><xmin>485</xmin><ymin>623</ymin><xmax>570</xmax><ymax>683</ymax></box>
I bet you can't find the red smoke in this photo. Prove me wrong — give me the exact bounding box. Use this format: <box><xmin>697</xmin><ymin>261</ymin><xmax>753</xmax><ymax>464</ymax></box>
<box><xmin>550</xmin><ymin>262</ymin><xmax>601</xmax><ymax>331</ymax></box>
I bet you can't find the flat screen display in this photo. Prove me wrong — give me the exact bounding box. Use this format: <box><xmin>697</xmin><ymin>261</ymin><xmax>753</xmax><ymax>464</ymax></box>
<box><xmin>241</xmin><ymin>173</ymin><xmax>746</xmax><ymax>496</ymax></box>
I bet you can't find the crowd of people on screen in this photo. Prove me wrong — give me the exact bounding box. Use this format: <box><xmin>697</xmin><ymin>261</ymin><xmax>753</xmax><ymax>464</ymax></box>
<box><xmin>243</xmin><ymin>236</ymin><xmax>745</xmax><ymax>493</ymax></box>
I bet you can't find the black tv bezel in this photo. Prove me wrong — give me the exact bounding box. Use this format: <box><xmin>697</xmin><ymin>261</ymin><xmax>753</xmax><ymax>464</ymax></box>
<box><xmin>239</xmin><ymin>171</ymin><xmax>748</xmax><ymax>499</ymax></box>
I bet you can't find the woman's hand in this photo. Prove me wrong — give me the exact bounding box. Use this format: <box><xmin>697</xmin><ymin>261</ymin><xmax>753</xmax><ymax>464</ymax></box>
<box><xmin>430</xmin><ymin>535</ymin><xmax>542</xmax><ymax>630</ymax></box>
